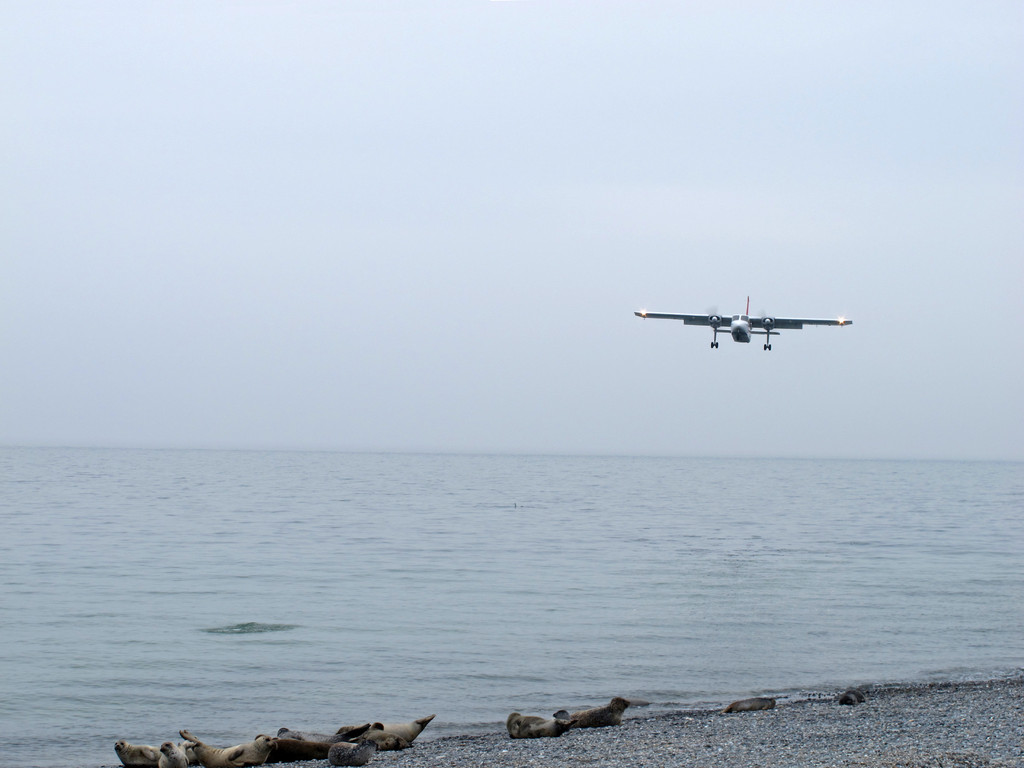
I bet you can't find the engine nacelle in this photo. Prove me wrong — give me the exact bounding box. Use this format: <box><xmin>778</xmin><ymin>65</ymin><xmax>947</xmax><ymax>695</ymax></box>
<box><xmin>708</xmin><ymin>314</ymin><xmax>722</xmax><ymax>329</ymax></box>
<box><xmin>762</xmin><ymin>317</ymin><xmax>775</xmax><ymax>332</ymax></box>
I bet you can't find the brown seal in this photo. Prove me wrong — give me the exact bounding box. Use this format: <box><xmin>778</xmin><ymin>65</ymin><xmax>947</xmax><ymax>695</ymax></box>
<box><xmin>158</xmin><ymin>743</ymin><xmax>190</xmax><ymax>768</ymax></box>
<box><xmin>340</xmin><ymin>714</ymin><xmax>435</xmax><ymax>744</ymax></box>
<box><xmin>721</xmin><ymin>696</ymin><xmax>776</xmax><ymax>713</ymax></box>
<box><xmin>181</xmin><ymin>742</ymin><xmax>200</xmax><ymax>765</ymax></box>
<box><xmin>262</xmin><ymin>740</ymin><xmax>334</xmax><ymax>763</ymax></box>
<box><xmin>178</xmin><ymin>730</ymin><xmax>277</xmax><ymax>768</ymax></box>
<box><xmin>837</xmin><ymin>688</ymin><xmax>866</xmax><ymax>705</ymax></box>
<box><xmin>358</xmin><ymin>725</ymin><xmax>411</xmax><ymax>751</ymax></box>
<box><xmin>552</xmin><ymin>697</ymin><xmax>629</xmax><ymax>728</ymax></box>
<box><xmin>326</xmin><ymin>741</ymin><xmax>376</xmax><ymax>767</ymax></box>
<box><xmin>115</xmin><ymin>741</ymin><xmax>162</xmax><ymax>768</ymax></box>
<box><xmin>506</xmin><ymin>713</ymin><xmax>576</xmax><ymax>738</ymax></box>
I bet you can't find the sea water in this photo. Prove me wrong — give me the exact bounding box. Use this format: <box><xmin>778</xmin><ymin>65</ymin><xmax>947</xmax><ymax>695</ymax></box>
<box><xmin>0</xmin><ymin>448</ymin><xmax>1021</xmax><ymax>768</ymax></box>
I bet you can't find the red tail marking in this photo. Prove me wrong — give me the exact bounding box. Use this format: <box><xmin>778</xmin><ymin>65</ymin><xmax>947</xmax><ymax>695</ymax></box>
<box><xmin>746</xmin><ymin>296</ymin><xmax>750</xmax><ymax>316</ymax></box>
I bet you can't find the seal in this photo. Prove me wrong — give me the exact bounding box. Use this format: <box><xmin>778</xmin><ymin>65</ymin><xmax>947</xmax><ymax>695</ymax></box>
<box><xmin>180</xmin><ymin>742</ymin><xmax>200</xmax><ymax>766</ymax></box>
<box><xmin>115</xmin><ymin>740</ymin><xmax>162</xmax><ymax>768</ymax></box>
<box><xmin>263</xmin><ymin>739</ymin><xmax>332</xmax><ymax>763</ymax></box>
<box><xmin>721</xmin><ymin>696</ymin><xmax>776</xmax><ymax>713</ymax></box>
<box><xmin>358</xmin><ymin>725</ymin><xmax>411</xmax><ymax>751</ymax></box>
<box><xmin>178</xmin><ymin>730</ymin><xmax>277</xmax><ymax>768</ymax></box>
<box><xmin>552</xmin><ymin>697</ymin><xmax>629</xmax><ymax>728</ymax></box>
<box><xmin>506</xmin><ymin>713</ymin><xmax>575</xmax><ymax>739</ymax></box>
<box><xmin>276</xmin><ymin>725</ymin><xmax>371</xmax><ymax>745</ymax></box>
<box><xmin>159</xmin><ymin>742</ymin><xmax>190</xmax><ymax>768</ymax></box>
<box><xmin>340</xmin><ymin>714</ymin><xmax>435</xmax><ymax>744</ymax></box>
<box><xmin>275</xmin><ymin>729</ymin><xmax>329</xmax><ymax>742</ymax></box>
<box><xmin>837</xmin><ymin>688</ymin><xmax>866</xmax><ymax>705</ymax></box>
<box><xmin>326</xmin><ymin>741</ymin><xmax>376</xmax><ymax>767</ymax></box>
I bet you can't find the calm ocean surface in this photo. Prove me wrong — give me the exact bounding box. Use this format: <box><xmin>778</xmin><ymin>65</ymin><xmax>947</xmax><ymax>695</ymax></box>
<box><xmin>1</xmin><ymin>448</ymin><xmax>1021</xmax><ymax>768</ymax></box>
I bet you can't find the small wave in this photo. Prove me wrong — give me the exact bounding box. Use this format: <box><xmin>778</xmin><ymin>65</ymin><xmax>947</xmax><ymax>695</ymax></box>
<box><xmin>201</xmin><ymin>622</ymin><xmax>298</xmax><ymax>635</ymax></box>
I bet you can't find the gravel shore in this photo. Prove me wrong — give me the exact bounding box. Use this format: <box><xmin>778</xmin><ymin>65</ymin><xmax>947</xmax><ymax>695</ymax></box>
<box><xmin>368</xmin><ymin>678</ymin><xmax>1023</xmax><ymax>768</ymax></box>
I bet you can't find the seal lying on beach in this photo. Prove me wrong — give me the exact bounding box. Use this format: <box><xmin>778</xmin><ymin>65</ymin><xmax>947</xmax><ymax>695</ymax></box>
<box><xmin>358</xmin><ymin>725</ymin><xmax>411</xmax><ymax>751</ymax></box>
<box><xmin>262</xmin><ymin>739</ymin><xmax>334</xmax><ymax>763</ymax></box>
<box><xmin>340</xmin><ymin>714</ymin><xmax>435</xmax><ymax>744</ymax></box>
<box><xmin>178</xmin><ymin>730</ymin><xmax>277</xmax><ymax>768</ymax></box>
<box><xmin>837</xmin><ymin>688</ymin><xmax>866</xmax><ymax>705</ymax></box>
<box><xmin>159</xmin><ymin>742</ymin><xmax>191</xmax><ymax>768</ymax></box>
<box><xmin>276</xmin><ymin>724</ymin><xmax>403</xmax><ymax>753</ymax></box>
<box><xmin>326</xmin><ymin>740</ymin><xmax>376</xmax><ymax>767</ymax></box>
<box><xmin>181</xmin><ymin>742</ymin><xmax>199</xmax><ymax>765</ymax></box>
<box><xmin>116</xmin><ymin>740</ymin><xmax>162</xmax><ymax>767</ymax></box>
<box><xmin>506</xmin><ymin>713</ymin><xmax>576</xmax><ymax>738</ymax></box>
<box><xmin>276</xmin><ymin>725</ymin><xmax>371</xmax><ymax>745</ymax></box>
<box><xmin>552</xmin><ymin>697</ymin><xmax>630</xmax><ymax>728</ymax></box>
<box><xmin>721</xmin><ymin>696</ymin><xmax>776</xmax><ymax>713</ymax></box>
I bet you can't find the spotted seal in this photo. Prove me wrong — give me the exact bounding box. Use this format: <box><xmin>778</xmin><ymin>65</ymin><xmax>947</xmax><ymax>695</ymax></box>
<box><xmin>552</xmin><ymin>696</ymin><xmax>629</xmax><ymax>728</ymax></box>
<box><xmin>158</xmin><ymin>742</ymin><xmax>190</xmax><ymax>768</ymax></box>
<box><xmin>326</xmin><ymin>740</ymin><xmax>376</xmax><ymax>767</ymax></box>
<box><xmin>178</xmin><ymin>730</ymin><xmax>277</xmax><ymax>768</ymax></box>
<box><xmin>506</xmin><ymin>713</ymin><xmax>576</xmax><ymax>738</ymax></box>
<box><xmin>721</xmin><ymin>696</ymin><xmax>776</xmax><ymax>713</ymax></box>
<box><xmin>115</xmin><ymin>740</ymin><xmax>162</xmax><ymax>768</ymax></box>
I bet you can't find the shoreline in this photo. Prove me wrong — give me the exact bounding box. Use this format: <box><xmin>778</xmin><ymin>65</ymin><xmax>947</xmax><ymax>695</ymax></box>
<box><xmin>364</xmin><ymin>677</ymin><xmax>1023</xmax><ymax>768</ymax></box>
<box><xmin>91</xmin><ymin>677</ymin><xmax>1023</xmax><ymax>768</ymax></box>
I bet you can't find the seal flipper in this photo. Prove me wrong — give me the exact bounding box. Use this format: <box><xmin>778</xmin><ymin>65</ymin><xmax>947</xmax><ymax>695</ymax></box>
<box><xmin>335</xmin><ymin>723</ymin><xmax>372</xmax><ymax>741</ymax></box>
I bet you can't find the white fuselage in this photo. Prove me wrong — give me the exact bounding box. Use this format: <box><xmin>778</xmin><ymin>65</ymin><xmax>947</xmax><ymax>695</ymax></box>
<box><xmin>730</xmin><ymin>315</ymin><xmax>752</xmax><ymax>343</ymax></box>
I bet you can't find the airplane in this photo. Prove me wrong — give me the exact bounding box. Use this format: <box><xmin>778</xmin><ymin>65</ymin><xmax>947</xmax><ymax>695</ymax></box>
<box><xmin>634</xmin><ymin>297</ymin><xmax>851</xmax><ymax>350</ymax></box>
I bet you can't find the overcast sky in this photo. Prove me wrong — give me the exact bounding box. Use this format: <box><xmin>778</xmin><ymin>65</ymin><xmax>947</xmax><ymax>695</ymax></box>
<box><xmin>2</xmin><ymin>1</ymin><xmax>1021</xmax><ymax>460</ymax></box>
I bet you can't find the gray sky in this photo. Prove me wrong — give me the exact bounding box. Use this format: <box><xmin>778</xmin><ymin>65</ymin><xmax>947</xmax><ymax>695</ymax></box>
<box><xmin>3</xmin><ymin>1</ymin><xmax>1022</xmax><ymax>460</ymax></box>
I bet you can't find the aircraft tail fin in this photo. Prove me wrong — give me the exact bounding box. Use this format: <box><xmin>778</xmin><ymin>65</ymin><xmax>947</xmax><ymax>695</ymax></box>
<box><xmin>746</xmin><ymin>296</ymin><xmax>750</xmax><ymax>316</ymax></box>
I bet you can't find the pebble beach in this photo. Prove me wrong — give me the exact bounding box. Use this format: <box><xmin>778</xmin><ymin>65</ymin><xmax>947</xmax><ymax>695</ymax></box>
<box><xmin>364</xmin><ymin>678</ymin><xmax>1023</xmax><ymax>768</ymax></box>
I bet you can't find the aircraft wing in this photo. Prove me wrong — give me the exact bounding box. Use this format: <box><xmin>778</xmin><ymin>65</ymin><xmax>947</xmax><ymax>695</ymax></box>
<box><xmin>634</xmin><ymin>310</ymin><xmax>852</xmax><ymax>328</ymax></box>
<box><xmin>750</xmin><ymin>317</ymin><xmax>852</xmax><ymax>329</ymax></box>
<box><xmin>634</xmin><ymin>311</ymin><xmax>717</xmax><ymax>325</ymax></box>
